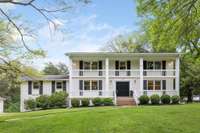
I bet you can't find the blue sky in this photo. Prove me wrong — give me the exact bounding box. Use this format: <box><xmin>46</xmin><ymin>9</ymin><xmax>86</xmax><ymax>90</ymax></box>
<box><xmin>1</xmin><ymin>0</ymin><xmax>140</xmax><ymax>69</ymax></box>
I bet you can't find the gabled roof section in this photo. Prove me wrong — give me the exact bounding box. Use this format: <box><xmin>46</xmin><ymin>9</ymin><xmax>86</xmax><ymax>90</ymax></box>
<box><xmin>65</xmin><ymin>52</ymin><xmax>182</xmax><ymax>58</ymax></box>
<box><xmin>21</xmin><ymin>75</ymin><xmax>69</xmax><ymax>81</ymax></box>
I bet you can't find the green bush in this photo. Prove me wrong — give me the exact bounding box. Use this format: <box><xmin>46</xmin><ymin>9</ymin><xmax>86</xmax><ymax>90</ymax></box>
<box><xmin>102</xmin><ymin>98</ymin><xmax>113</xmax><ymax>106</ymax></box>
<box><xmin>138</xmin><ymin>95</ymin><xmax>149</xmax><ymax>105</ymax></box>
<box><xmin>36</xmin><ymin>95</ymin><xmax>50</xmax><ymax>109</ymax></box>
<box><xmin>150</xmin><ymin>94</ymin><xmax>160</xmax><ymax>105</ymax></box>
<box><xmin>24</xmin><ymin>99</ymin><xmax>36</xmax><ymax>110</ymax></box>
<box><xmin>161</xmin><ymin>94</ymin><xmax>171</xmax><ymax>104</ymax></box>
<box><xmin>5</xmin><ymin>102</ymin><xmax>20</xmax><ymax>112</ymax></box>
<box><xmin>49</xmin><ymin>92</ymin><xmax>68</xmax><ymax>108</ymax></box>
<box><xmin>71</xmin><ymin>98</ymin><xmax>80</xmax><ymax>107</ymax></box>
<box><xmin>81</xmin><ymin>98</ymin><xmax>90</xmax><ymax>107</ymax></box>
<box><xmin>92</xmin><ymin>98</ymin><xmax>103</xmax><ymax>106</ymax></box>
<box><xmin>171</xmin><ymin>95</ymin><xmax>180</xmax><ymax>104</ymax></box>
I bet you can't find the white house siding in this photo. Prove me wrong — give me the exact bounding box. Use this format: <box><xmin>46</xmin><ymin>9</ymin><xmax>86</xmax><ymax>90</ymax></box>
<box><xmin>20</xmin><ymin>80</ymin><xmax>69</xmax><ymax>112</ymax></box>
<box><xmin>0</xmin><ymin>99</ymin><xmax>4</xmax><ymax>113</ymax></box>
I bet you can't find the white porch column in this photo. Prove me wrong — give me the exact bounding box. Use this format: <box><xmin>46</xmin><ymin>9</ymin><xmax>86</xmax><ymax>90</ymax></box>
<box><xmin>140</xmin><ymin>57</ymin><xmax>143</xmax><ymax>95</ymax></box>
<box><xmin>68</xmin><ymin>58</ymin><xmax>73</xmax><ymax>107</ymax></box>
<box><xmin>175</xmin><ymin>57</ymin><xmax>180</xmax><ymax>96</ymax></box>
<box><xmin>105</xmin><ymin>58</ymin><xmax>109</xmax><ymax>96</ymax></box>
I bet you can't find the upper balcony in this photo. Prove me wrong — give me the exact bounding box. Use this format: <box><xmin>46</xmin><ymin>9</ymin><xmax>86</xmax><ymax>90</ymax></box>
<box><xmin>71</xmin><ymin>69</ymin><xmax>176</xmax><ymax>77</ymax></box>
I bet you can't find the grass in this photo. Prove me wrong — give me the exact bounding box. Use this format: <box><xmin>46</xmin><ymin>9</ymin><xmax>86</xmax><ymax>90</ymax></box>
<box><xmin>0</xmin><ymin>104</ymin><xmax>200</xmax><ymax>133</ymax></box>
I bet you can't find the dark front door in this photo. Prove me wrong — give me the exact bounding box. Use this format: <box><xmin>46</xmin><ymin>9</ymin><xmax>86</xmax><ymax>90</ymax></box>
<box><xmin>116</xmin><ymin>82</ymin><xmax>129</xmax><ymax>96</ymax></box>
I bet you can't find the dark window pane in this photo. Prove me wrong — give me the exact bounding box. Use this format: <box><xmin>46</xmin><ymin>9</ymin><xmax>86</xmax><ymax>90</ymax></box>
<box><xmin>92</xmin><ymin>62</ymin><xmax>98</xmax><ymax>69</ymax></box>
<box><xmin>84</xmin><ymin>62</ymin><xmax>90</xmax><ymax>69</ymax></box>
<box><xmin>84</xmin><ymin>80</ymin><xmax>90</xmax><ymax>90</ymax></box>
<box><xmin>33</xmin><ymin>82</ymin><xmax>39</xmax><ymax>89</ymax></box>
<box><xmin>56</xmin><ymin>82</ymin><xmax>62</xmax><ymax>89</ymax></box>
<box><xmin>148</xmin><ymin>80</ymin><xmax>153</xmax><ymax>90</ymax></box>
<box><xmin>92</xmin><ymin>80</ymin><xmax>98</xmax><ymax>90</ymax></box>
<box><xmin>120</xmin><ymin>61</ymin><xmax>126</xmax><ymax>69</ymax></box>
<box><xmin>147</xmin><ymin>61</ymin><xmax>153</xmax><ymax>69</ymax></box>
<box><xmin>155</xmin><ymin>80</ymin><xmax>161</xmax><ymax>90</ymax></box>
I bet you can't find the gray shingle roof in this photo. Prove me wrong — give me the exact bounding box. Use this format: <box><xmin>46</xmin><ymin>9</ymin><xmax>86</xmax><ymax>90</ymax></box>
<box><xmin>21</xmin><ymin>75</ymin><xmax>69</xmax><ymax>81</ymax></box>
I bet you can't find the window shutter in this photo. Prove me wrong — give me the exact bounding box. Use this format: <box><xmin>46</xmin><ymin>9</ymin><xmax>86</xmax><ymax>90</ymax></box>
<box><xmin>79</xmin><ymin>60</ymin><xmax>83</xmax><ymax>69</ymax></box>
<box><xmin>39</xmin><ymin>81</ymin><xmax>43</xmax><ymax>95</ymax></box>
<box><xmin>99</xmin><ymin>80</ymin><xmax>102</xmax><ymax>90</ymax></box>
<box><xmin>127</xmin><ymin>61</ymin><xmax>131</xmax><ymax>69</ymax></box>
<box><xmin>99</xmin><ymin>61</ymin><xmax>102</xmax><ymax>76</ymax></box>
<box><xmin>52</xmin><ymin>81</ymin><xmax>55</xmax><ymax>93</ymax></box>
<box><xmin>28</xmin><ymin>81</ymin><xmax>32</xmax><ymax>95</ymax></box>
<box><xmin>115</xmin><ymin>61</ymin><xmax>119</xmax><ymax>69</ymax></box>
<box><xmin>143</xmin><ymin>60</ymin><xmax>147</xmax><ymax>69</ymax></box>
<box><xmin>162</xmin><ymin>80</ymin><xmax>166</xmax><ymax>90</ymax></box>
<box><xmin>79</xmin><ymin>80</ymin><xmax>83</xmax><ymax>90</ymax></box>
<box><xmin>162</xmin><ymin>61</ymin><xmax>166</xmax><ymax>69</ymax></box>
<box><xmin>63</xmin><ymin>81</ymin><xmax>66</xmax><ymax>92</ymax></box>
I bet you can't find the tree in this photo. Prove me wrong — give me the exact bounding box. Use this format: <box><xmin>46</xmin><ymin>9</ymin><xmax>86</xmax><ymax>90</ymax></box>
<box><xmin>43</xmin><ymin>62</ymin><xmax>68</xmax><ymax>75</ymax></box>
<box><xmin>102</xmin><ymin>33</ymin><xmax>150</xmax><ymax>53</ymax></box>
<box><xmin>136</xmin><ymin>0</ymin><xmax>200</xmax><ymax>55</ymax></box>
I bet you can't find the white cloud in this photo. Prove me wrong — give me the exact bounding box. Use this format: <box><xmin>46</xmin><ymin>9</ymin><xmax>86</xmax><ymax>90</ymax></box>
<box><xmin>33</xmin><ymin>14</ymin><xmax>132</xmax><ymax>69</ymax></box>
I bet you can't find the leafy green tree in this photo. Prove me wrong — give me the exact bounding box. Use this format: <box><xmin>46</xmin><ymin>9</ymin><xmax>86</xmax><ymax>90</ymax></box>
<box><xmin>102</xmin><ymin>34</ymin><xmax>150</xmax><ymax>53</ymax></box>
<box><xmin>136</xmin><ymin>0</ymin><xmax>200</xmax><ymax>55</ymax></box>
<box><xmin>43</xmin><ymin>62</ymin><xmax>68</xmax><ymax>75</ymax></box>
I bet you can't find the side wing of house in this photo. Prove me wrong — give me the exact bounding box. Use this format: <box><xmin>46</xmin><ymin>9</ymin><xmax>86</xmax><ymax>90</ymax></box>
<box><xmin>20</xmin><ymin>75</ymin><xmax>69</xmax><ymax>112</ymax></box>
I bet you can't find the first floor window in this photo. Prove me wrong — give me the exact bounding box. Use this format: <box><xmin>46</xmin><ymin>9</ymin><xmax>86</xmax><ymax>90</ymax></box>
<box><xmin>92</xmin><ymin>80</ymin><xmax>98</xmax><ymax>90</ymax></box>
<box><xmin>84</xmin><ymin>80</ymin><xmax>90</xmax><ymax>90</ymax></box>
<box><xmin>155</xmin><ymin>80</ymin><xmax>161</xmax><ymax>90</ymax></box>
<box><xmin>56</xmin><ymin>82</ymin><xmax>62</xmax><ymax>89</ymax></box>
<box><xmin>33</xmin><ymin>82</ymin><xmax>39</xmax><ymax>89</ymax></box>
<box><xmin>148</xmin><ymin>80</ymin><xmax>154</xmax><ymax>90</ymax></box>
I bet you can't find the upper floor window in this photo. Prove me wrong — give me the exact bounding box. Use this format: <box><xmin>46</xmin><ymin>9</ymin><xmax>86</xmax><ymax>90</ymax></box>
<box><xmin>83</xmin><ymin>61</ymin><xmax>98</xmax><ymax>70</ymax></box>
<box><xmin>145</xmin><ymin>61</ymin><xmax>162</xmax><ymax>69</ymax></box>
<box><xmin>33</xmin><ymin>82</ymin><xmax>40</xmax><ymax>89</ymax></box>
<box><xmin>119</xmin><ymin>61</ymin><xmax>126</xmax><ymax>70</ymax></box>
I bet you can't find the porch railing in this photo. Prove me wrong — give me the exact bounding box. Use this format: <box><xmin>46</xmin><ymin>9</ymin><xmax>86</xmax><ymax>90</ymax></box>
<box><xmin>109</xmin><ymin>69</ymin><xmax>140</xmax><ymax>77</ymax></box>
<box><xmin>143</xmin><ymin>69</ymin><xmax>175</xmax><ymax>77</ymax></box>
<box><xmin>72</xmin><ymin>69</ymin><xmax>105</xmax><ymax>77</ymax></box>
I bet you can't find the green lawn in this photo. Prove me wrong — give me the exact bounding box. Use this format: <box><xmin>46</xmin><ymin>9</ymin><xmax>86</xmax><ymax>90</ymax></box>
<box><xmin>0</xmin><ymin>104</ymin><xmax>200</xmax><ymax>133</ymax></box>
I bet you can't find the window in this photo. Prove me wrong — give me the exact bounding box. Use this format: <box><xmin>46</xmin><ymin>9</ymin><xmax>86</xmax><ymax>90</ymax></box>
<box><xmin>91</xmin><ymin>62</ymin><xmax>98</xmax><ymax>69</ymax></box>
<box><xmin>155</xmin><ymin>80</ymin><xmax>161</xmax><ymax>90</ymax></box>
<box><xmin>33</xmin><ymin>82</ymin><xmax>39</xmax><ymax>89</ymax></box>
<box><xmin>143</xmin><ymin>80</ymin><xmax>147</xmax><ymax>90</ymax></box>
<box><xmin>92</xmin><ymin>80</ymin><xmax>98</xmax><ymax>90</ymax></box>
<box><xmin>84</xmin><ymin>80</ymin><xmax>90</xmax><ymax>90</ymax></box>
<box><xmin>119</xmin><ymin>61</ymin><xmax>126</xmax><ymax>69</ymax></box>
<box><xmin>56</xmin><ymin>82</ymin><xmax>62</xmax><ymax>89</ymax></box>
<box><xmin>148</xmin><ymin>80</ymin><xmax>153</xmax><ymax>90</ymax></box>
<box><xmin>147</xmin><ymin>61</ymin><xmax>153</xmax><ymax>69</ymax></box>
<box><xmin>84</xmin><ymin>61</ymin><xmax>90</xmax><ymax>69</ymax></box>
<box><xmin>155</xmin><ymin>61</ymin><xmax>161</xmax><ymax>69</ymax></box>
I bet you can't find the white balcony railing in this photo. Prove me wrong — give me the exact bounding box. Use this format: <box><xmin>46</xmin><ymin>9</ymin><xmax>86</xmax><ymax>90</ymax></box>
<box><xmin>70</xmin><ymin>90</ymin><xmax>115</xmax><ymax>98</ymax></box>
<box><xmin>109</xmin><ymin>69</ymin><xmax>140</xmax><ymax>77</ymax></box>
<box><xmin>72</xmin><ymin>69</ymin><xmax>105</xmax><ymax>77</ymax></box>
<box><xmin>71</xmin><ymin>69</ymin><xmax>176</xmax><ymax>77</ymax></box>
<box><xmin>143</xmin><ymin>69</ymin><xmax>175</xmax><ymax>77</ymax></box>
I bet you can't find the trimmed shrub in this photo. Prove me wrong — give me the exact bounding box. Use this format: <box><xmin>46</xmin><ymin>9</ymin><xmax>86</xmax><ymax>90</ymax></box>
<box><xmin>92</xmin><ymin>98</ymin><xmax>103</xmax><ymax>106</ymax></box>
<box><xmin>71</xmin><ymin>98</ymin><xmax>80</xmax><ymax>107</ymax></box>
<box><xmin>171</xmin><ymin>95</ymin><xmax>180</xmax><ymax>104</ymax></box>
<box><xmin>36</xmin><ymin>95</ymin><xmax>50</xmax><ymax>109</ymax></box>
<box><xmin>102</xmin><ymin>98</ymin><xmax>113</xmax><ymax>106</ymax></box>
<box><xmin>161</xmin><ymin>94</ymin><xmax>171</xmax><ymax>104</ymax></box>
<box><xmin>150</xmin><ymin>94</ymin><xmax>160</xmax><ymax>105</ymax></box>
<box><xmin>24</xmin><ymin>99</ymin><xmax>36</xmax><ymax>110</ymax></box>
<box><xmin>138</xmin><ymin>95</ymin><xmax>149</xmax><ymax>105</ymax></box>
<box><xmin>81</xmin><ymin>98</ymin><xmax>90</xmax><ymax>107</ymax></box>
<box><xmin>49</xmin><ymin>92</ymin><xmax>68</xmax><ymax>108</ymax></box>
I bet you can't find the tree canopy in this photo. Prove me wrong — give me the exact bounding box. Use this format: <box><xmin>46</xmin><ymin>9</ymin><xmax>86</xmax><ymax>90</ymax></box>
<box><xmin>42</xmin><ymin>62</ymin><xmax>68</xmax><ymax>75</ymax></box>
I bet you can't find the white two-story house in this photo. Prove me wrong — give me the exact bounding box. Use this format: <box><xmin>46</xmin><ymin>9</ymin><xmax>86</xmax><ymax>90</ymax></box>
<box><xmin>20</xmin><ymin>52</ymin><xmax>180</xmax><ymax>111</ymax></box>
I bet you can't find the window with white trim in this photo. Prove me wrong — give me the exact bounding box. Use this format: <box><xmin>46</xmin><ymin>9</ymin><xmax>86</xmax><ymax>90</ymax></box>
<box><xmin>83</xmin><ymin>61</ymin><xmax>99</xmax><ymax>70</ymax></box>
<box><xmin>82</xmin><ymin>80</ymin><xmax>101</xmax><ymax>90</ymax></box>
<box><xmin>146</xmin><ymin>61</ymin><xmax>162</xmax><ymax>69</ymax></box>
<box><xmin>84</xmin><ymin>80</ymin><xmax>90</xmax><ymax>90</ymax></box>
<box><xmin>119</xmin><ymin>61</ymin><xmax>126</xmax><ymax>70</ymax></box>
<box><xmin>144</xmin><ymin>80</ymin><xmax>163</xmax><ymax>90</ymax></box>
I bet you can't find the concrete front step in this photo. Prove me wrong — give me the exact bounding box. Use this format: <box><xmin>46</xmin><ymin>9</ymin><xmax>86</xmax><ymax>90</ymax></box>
<box><xmin>117</xmin><ymin>97</ymin><xmax>136</xmax><ymax>106</ymax></box>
